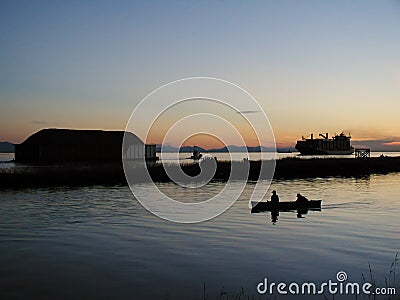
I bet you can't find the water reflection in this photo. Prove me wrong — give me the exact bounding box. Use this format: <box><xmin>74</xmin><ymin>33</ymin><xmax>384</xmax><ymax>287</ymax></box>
<box><xmin>265</xmin><ymin>208</ymin><xmax>322</xmax><ymax>224</ymax></box>
<box><xmin>296</xmin><ymin>207</ymin><xmax>311</xmax><ymax>218</ymax></box>
<box><xmin>1</xmin><ymin>174</ymin><xmax>399</xmax><ymax>299</ymax></box>
<box><xmin>271</xmin><ymin>210</ymin><xmax>279</xmax><ymax>224</ymax></box>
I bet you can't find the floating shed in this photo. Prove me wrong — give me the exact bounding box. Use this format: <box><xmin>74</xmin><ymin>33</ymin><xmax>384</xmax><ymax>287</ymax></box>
<box><xmin>15</xmin><ymin>128</ymin><xmax>157</xmax><ymax>163</ymax></box>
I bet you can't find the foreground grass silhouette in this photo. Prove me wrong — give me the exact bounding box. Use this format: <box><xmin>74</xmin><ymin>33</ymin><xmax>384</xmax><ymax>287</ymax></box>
<box><xmin>188</xmin><ymin>253</ymin><xmax>399</xmax><ymax>300</ymax></box>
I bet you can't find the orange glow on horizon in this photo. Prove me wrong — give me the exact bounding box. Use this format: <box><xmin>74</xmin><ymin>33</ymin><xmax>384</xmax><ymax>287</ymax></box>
<box><xmin>383</xmin><ymin>141</ymin><xmax>400</xmax><ymax>146</ymax></box>
<box><xmin>181</xmin><ymin>134</ymin><xmax>225</xmax><ymax>150</ymax></box>
<box><xmin>5</xmin><ymin>126</ymin><xmax>400</xmax><ymax>151</ymax></box>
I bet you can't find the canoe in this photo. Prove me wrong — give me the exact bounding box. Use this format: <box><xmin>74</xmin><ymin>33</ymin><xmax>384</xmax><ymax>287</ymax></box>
<box><xmin>251</xmin><ymin>200</ymin><xmax>322</xmax><ymax>213</ymax></box>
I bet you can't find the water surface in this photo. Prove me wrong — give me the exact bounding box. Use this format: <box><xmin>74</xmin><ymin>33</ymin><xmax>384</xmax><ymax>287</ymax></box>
<box><xmin>1</xmin><ymin>174</ymin><xmax>399</xmax><ymax>299</ymax></box>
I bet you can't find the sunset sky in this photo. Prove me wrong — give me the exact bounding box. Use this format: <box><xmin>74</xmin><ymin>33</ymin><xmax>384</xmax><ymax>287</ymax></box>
<box><xmin>1</xmin><ymin>1</ymin><xmax>399</xmax><ymax>150</ymax></box>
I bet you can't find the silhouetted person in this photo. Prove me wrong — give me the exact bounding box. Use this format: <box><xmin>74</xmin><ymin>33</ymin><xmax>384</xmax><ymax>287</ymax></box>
<box><xmin>271</xmin><ymin>190</ymin><xmax>279</xmax><ymax>203</ymax></box>
<box><xmin>296</xmin><ymin>193</ymin><xmax>308</xmax><ymax>203</ymax></box>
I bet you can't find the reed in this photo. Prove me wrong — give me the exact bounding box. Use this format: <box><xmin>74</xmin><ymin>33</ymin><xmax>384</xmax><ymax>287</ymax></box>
<box><xmin>1</xmin><ymin>157</ymin><xmax>400</xmax><ymax>188</ymax></box>
<box><xmin>197</xmin><ymin>254</ymin><xmax>400</xmax><ymax>300</ymax></box>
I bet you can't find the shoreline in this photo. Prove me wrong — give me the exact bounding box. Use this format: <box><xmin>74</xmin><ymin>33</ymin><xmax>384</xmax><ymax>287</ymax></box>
<box><xmin>0</xmin><ymin>156</ymin><xmax>399</xmax><ymax>188</ymax></box>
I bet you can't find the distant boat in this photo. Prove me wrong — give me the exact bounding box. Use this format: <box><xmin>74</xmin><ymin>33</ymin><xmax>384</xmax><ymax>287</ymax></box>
<box><xmin>295</xmin><ymin>132</ymin><xmax>354</xmax><ymax>155</ymax></box>
<box><xmin>251</xmin><ymin>200</ymin><xmax>322</xmax><ymax>213</ymax></box>
<box><xmin>189</xmin><ymin>146</ymin><xmax>202</xmax><ymax>160</ymax></box>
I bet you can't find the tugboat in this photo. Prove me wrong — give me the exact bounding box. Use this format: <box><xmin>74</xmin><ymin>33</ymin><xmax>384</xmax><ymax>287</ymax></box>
<box><xmin>295</xmin><ymin>132</ymin><xmax>354</xmax><ymax>155</ymax></box>
<box><xmin>190</xmin><ymin>146</ymin><xmax>203</xmax><ymax>160</ymax></box>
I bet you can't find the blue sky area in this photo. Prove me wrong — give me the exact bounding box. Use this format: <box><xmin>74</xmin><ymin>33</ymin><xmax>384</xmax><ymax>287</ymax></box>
<box><xmin>1</xmin><ymin>1</ymin><xmax>399</xmax><ymax>150</ymax></box>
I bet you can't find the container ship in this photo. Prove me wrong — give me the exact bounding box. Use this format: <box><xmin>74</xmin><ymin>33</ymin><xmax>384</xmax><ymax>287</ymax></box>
<box><xmin>295</xmin><ymin>132</ymin><xmax>354</xmax><ymax>155</ymax></box>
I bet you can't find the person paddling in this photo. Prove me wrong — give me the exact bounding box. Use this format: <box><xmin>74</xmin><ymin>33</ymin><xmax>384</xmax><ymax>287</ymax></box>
<box><xmin>271</xmin><ymin>190</ymin><xmax>279</xmax><ymax>203</ymax></box>
<box><xmin>296</xmin><ymin>193</ymin><xmax>309</xmax><ymax>203</ymax></box>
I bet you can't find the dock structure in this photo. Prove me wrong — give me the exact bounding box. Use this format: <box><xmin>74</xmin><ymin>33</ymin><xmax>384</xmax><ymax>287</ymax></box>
<box><xmin>355</xmin><ymin>148</ymin><xmax>370</xmax><ymax>159</ymax></box>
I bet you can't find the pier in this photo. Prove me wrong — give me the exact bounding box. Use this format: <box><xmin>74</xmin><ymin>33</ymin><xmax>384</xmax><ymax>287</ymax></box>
<box><xmin>355</xmin><ymin>148</ymin><xmax>371</xmax><ymax>159</ymax></box>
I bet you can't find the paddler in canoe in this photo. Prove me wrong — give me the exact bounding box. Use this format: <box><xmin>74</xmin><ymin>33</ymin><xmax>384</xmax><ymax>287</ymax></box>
<box><xmin>271</xmin><ymin>190</ymin><xmax>279</xmax><ymax>203</ymax></box>
<box><xmin>296</xmin><ymin>193</ymin><xmax>309</xmax><ymax>203</ymax></box>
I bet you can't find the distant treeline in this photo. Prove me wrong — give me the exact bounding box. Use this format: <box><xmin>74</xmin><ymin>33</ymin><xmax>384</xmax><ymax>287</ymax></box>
<box><xmin>156</xmin><ymin>145</ymin><xmax>279</xmax><ymax>153</ymax></box>
<box><xmin>0</xmin><ymin>142</ymin><xmax>14</xmax><ymax>153</ymax></box>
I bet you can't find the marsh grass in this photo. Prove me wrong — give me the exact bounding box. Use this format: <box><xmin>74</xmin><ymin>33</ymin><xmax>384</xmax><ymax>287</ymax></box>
<box><xmin>1</xmin><ymin>157</ymin><xmax>400</xmax><ymax>188</ymax></box>
<box><xmin>360</xmin><ymin>253</ymin><xmax>399</xmax><ymax>300</ymax></box>
<box><xmin>200</xmin><ymin>284</ymin><xmax>265</xmax><ymax>300</ymax></box>
<box><xmin>195</xmin><ymin>254</ymin><xmax>400</xmax><ymax>300</ymax></box>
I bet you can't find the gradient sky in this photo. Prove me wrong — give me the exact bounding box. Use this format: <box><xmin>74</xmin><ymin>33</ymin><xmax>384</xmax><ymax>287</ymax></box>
<box><xmin>1</xmin><ymin>1</ymin><xmax>399</xmax><ymax>150</ymax></box>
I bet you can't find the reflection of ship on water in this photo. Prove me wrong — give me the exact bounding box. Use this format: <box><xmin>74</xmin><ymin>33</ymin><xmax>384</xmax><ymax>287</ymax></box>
<box><xmin>189</xmin><ymin>146</ymin><xmax>202</xmax><ymax>160</ymax></box>
<box><xmin>295</xmin><ymin>132</ymin><xmax>354</xmax><ymax>155</ymax></box>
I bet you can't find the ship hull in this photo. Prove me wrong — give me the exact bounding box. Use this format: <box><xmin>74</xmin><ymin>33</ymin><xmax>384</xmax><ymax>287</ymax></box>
<box><xmin>296</xmin><ymin>147</ymin><xmax>354</xmax><ymax>155</ymax></box>
<box><xmin>295</xmin><ymin>132</ymin><xmax>354</xmax><ymax>155</ymax></box>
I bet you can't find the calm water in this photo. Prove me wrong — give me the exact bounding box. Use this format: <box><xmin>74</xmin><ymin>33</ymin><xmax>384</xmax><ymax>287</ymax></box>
<box><xmin>1</xmin><ymin>173</ymin><xmax>400</xmax><ymax>299</ymax></box>
<box><xmin>0</xmin><ymin>153</ymin><xmax>14</xmax><ymax>162</ymax></box>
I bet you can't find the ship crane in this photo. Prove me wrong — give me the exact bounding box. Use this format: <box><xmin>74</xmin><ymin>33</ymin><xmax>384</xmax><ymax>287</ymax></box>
<box><xmin>319</xmin><ymin>133</ymin><xmax>329</xmax><ymax>140</ymax></box>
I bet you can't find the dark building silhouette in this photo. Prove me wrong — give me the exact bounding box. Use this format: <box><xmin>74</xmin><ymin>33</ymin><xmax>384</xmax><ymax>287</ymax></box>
<box><xmin>15</xmin><ymin>128</ymin><xmax>157</xmax><ymax>163</ymax></box>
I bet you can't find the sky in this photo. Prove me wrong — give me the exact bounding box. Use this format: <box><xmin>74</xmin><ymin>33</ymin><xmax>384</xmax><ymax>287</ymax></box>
<box><xmin>1</xmin><ymin>1</ymin><xmax>399</xmax><ymax>150</ymax></box>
